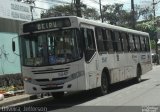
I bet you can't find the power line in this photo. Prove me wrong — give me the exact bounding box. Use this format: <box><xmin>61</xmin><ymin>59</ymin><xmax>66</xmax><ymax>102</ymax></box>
<box><xmin>88</xmin><ymin>0</ymin><xmax>105</xmax><ymax>6</ymax></box>
<box><xmin>36</xmin><ymin>0</ymin><xmax>100</xmax><ymax>11</ymax></box>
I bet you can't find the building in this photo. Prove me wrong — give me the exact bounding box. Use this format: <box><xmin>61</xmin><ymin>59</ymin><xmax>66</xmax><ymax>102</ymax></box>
<box><xmin>0</xmin><ymin>0</ymin><xmax>31</xmax><ymax>75</ymax></box>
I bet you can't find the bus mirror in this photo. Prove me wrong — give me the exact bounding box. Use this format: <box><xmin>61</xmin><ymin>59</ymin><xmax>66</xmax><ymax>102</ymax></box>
<box><xmin>12</xmin><ymin>41</ymin><xmax>16</xmax><ymax>52</ymax></box>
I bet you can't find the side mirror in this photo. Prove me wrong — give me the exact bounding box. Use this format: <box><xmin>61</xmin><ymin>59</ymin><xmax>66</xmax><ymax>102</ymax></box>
<box><xmin>12</xmin><ymin>41</ymin><xmax>16</xmax><ymax>52</ymax></box>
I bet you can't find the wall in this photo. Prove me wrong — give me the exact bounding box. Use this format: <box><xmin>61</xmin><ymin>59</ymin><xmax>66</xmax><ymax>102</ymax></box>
<box><xmin>0</xmin><ymin>32</ymin><xmax>21</xmax><ymax>75</ymax></box>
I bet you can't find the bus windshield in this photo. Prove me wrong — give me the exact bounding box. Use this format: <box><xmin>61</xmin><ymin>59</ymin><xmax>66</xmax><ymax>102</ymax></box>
<box><xmin>21</xmin><ymin>29</ymin><xmax>82</xmax><ymax>66</ymax></box>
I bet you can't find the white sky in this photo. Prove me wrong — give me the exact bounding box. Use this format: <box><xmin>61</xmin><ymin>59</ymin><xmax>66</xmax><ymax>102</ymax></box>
<box><xmin>33</xmin><ymin>0</ymin><xmax>160</xmax><ymax>19</ymax></box>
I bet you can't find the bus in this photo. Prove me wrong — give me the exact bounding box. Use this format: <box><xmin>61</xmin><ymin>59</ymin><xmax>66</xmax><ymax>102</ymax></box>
<box><xmin>12</xmin><ymin>16</ymin><xmax>152</xmax><ymax>98</ymax></box>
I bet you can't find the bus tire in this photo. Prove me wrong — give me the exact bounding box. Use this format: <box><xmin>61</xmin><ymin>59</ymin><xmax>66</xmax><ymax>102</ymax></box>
<box><xmin>97</xmin><ymin>71</ymin><xmax>109</xmax><ymax>96</ymax></box>
<box><xmin>51</xmin><ymin>92</ymin><xmax>64</xmax><ymax>99</ymax></box>
<box><xmin>135</xmin><ymin>65</ymin><xmax>142</xmax><ymax>83</ymax></box>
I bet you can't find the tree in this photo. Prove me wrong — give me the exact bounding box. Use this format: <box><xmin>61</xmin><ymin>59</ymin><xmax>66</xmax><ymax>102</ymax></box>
<box><xmin>41</xmin><ymin>4</ymin><xmax>99</xmax><ymax>19</ymax></box>
<box><xmin>136</xmin><ymin>20</ymin><xmax>156</xmax><ymax>40</ymax></box>
<box><xmin>82</xmin><ymin>8</ymin><xmax>99</xmax><ymax>20</ymax></box>
<box><xmin>102</xmin><ymin>4</ymin><xmax>134</xmax><ymax>27</ymax></box>
<box><xmin>101</xmin><ymin>3</ymin><xmax>154</xmax><ymax>28</ymax></box>
<box><xmin>139</xmin><ymin>6</ymin><xmax>153</xmax><ymax>20</ymax></box>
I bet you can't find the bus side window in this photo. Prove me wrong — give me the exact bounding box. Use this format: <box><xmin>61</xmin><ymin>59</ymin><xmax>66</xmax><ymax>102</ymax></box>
<box><xmin>83</xmin><ymin>28</ymin><xmax>96</xmax><ymax>50</ymax></box>
<box><xmin>129</xmin><ymin>34</ymin><xmax>135</xmax><ymax>52</ymax></box>
<box><xmin>121</xmin><ymin>32</ymin><xmax>128</xmax><ymax>52</ymax></box>
<box><xmin>144</xmin><ymin>37</ymin><xmax>147</xmax><ymax>51</ymax></box>
<box><xmin>133</xmin><ymin>36</ymin><xmax>137</xmax><ymax>51</ymax></box>
<box><xmin>81</xmin><ymin>28</ymin><xmax>96</xmax><ymax>62</ymax></box>
<box><xmin>138</xmin><ymin>36</ymin><xmax>142</xmax><ymax>51</ymax></box>
<box><xmin>140</xmin><ymin>36</ymin><xmax>145</xmax><ymax>52</ymax></box>
<box><xmin>102</xmin><ymin>28</ymin><xmax>108</xmax><ymax>52</ymax></box>
<box><xmin>95</xmin><ymin>27</ymin><xmax>105</xmax><ymax>52</ymax></box>
<box><xmin>146</xmin><ymin>37</ymin><xmax>150</xmax><ymax>51</ymax></box>
<box><xmin>115</xmin><ymin>31</ymin><xmax>123</xmax><ymax>52</ymax></box>
<box><xmin>135</xmin><ymin>35</ymin><xmax>140</xmax><ymax>52</ymax></box>
<box><xmin>111</xmin><ymin>30</ymin><xmax>118</xmax><ymax>52</ymax></box>
<box><xmin>119</xmin><ymin>32</ymin><xmax>124</xmax><ymax>51</ymax></box>
<box><xmin>126</xmin><ymin>33</ymin><xmax>130</xmax><ymax>52</ymax></box>
<box><xmin>106</xmin><ymin>29</ymin><xmax>113</xmax><ymax>52</ymax></box>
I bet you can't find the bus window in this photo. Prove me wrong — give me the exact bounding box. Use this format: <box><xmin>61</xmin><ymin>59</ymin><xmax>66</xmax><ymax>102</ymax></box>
<box><xmin>138</xmin><ymin>36</ymin><xmax>142</xmax><ymax>51</ymax></box>
<box><xmin>82</xmin><ymin>28</ymin><xmax>96</xmax><ymax>62</ymax></box>
<box><xmin>140</xmin><ymin>36</ymin><xmax>145</xmax><ymax>51</ymax></box>
<box><xmin>95</xmin><ymin>27</ymin><xmax>105</xmax><ymax>52</ymax></box>
<box><xmin>121</xmin><ymin>32</ymin><xmax>129</xmax><ymax>52</ymax></box>
<box><xmin>119</xmin><ymin>32</ymin><xmax>124</xmax><ymax>51</ymax></box>
<box><xmin>102</xmin><ymin>29</ymin><xmax>108</xmax><ymax>52</ymax></box>
<box><xmin>129</xmin><ymin>34</ymin><xmax>135</xmax><ymax>52</ymax></box>
<box><xmin>106</xmin><ymin>29</ymin><xmax>113</xmax><ymax>52</ymax></box>
<box><xmin>146</xmin><ymin>37</ymin><xmax>150</xmax><ymax>51</ymax></box>
<box><xmin>114</xmin><ymin>31</ymin><xmax>122</xmax><ymax>52</ymax></box>
<box><xmin>144</xmin><ymin>37</ymin><xmax>148</xmax><ymax>51</ymax></box>
<box><xmin>135</xmin><ymin>35</ymin><xmax>140</xmax><ymax>52</ymax></box>
<box><xmin>111</xmin><ymin>30</ymin><xmax>117</xmax><ymax>52</ymax></box>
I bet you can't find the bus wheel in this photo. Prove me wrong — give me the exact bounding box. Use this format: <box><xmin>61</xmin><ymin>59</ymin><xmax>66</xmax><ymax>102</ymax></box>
<box><xmin>51</xmin><ymin>92</ymin><xmax>64</xmax><ymax>99</ymax></box>
<box><xmin>97</xmin><ymin>72</ymin><xmax>108</xmax><ymax>96</ymax></box>
<box><xmin>135</xmin><ymin>66</ymin><xmax>142</xmax><ymax>83</ymax></box>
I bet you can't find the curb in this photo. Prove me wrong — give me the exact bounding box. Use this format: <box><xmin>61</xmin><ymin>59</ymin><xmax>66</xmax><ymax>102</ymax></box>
<box><xmin>18</xmin><ymin>96</ymin><xmax>53</xmax><ymax>107</ymax></box>
<box><xmin>0</xmin><ymin>95</ymin><xmax>33</xmax><ymax>107</ymax></box>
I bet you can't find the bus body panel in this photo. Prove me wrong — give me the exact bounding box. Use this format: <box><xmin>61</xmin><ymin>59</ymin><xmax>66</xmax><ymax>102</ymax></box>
<box><xmin>22</xmin><ymin>60</ymin><xmax>87</xmax><ymax>94</ymax></box>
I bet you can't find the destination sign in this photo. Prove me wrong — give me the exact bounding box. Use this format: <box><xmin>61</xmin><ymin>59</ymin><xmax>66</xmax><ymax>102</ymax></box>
<box><xmin>23</xmin><ymin>18</ymin><xmax>71</xmax><ymax>33</ymax></box>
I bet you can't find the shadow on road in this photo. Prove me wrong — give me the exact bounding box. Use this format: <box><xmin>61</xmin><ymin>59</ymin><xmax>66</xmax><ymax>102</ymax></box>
<box><xmin>109</xmin><ymin>79</ymin><xmax>149</xmax><ymax>93</ymax></box>
<box><xmin>18</xmin><ymin>78</ymin><xmax>149</xmax><ymax>111</ymax></box>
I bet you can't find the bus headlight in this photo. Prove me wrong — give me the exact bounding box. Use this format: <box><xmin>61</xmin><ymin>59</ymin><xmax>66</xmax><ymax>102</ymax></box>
<box><xmin>67</xmin><ymin>71</ymin><xmax>84</xmax><ymax>81</ymax></box>
<box><xmin>23</xmin><ymin>77</ymin><xmax>32</xmax><ymax>82</ymax></box>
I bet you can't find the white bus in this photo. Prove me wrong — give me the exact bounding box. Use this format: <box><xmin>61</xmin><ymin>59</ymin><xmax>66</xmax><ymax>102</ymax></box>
<box><xmin>13</xmin><ymin>16</ymin><xmax>152</xmax><ymax>98</ymax></box>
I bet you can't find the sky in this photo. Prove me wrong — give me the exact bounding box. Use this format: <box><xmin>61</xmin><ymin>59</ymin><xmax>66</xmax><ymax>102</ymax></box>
<box><xmin>33</xmin><ymin>0</ymin><xmax>160</xmax><ymax>19</ymax></box>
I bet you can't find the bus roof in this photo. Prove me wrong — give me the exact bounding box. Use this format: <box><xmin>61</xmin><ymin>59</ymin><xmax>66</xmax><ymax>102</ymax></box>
<box><xmin>76</xmin><ymin>16</ymin><xmax>149</xmax><ymax>36</ymax></box>
<box><xmin>23</xmin><ymin>16</ymin><xmax>149</xmax><ymax>36</ymax></box>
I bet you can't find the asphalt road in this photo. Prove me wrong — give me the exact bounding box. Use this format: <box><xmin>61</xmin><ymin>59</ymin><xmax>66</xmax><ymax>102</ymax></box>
<box><xmin>5</xmin><ymin>65</ymin><xmax>160</xmax><ymax>112</ymax></box>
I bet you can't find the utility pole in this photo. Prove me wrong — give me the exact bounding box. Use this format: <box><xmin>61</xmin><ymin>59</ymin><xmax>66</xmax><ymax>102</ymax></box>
<box><xmin>30</xmin><ymin>6</ymin><xmax>34</xmax><ymax>21</ymax></box>
<box><xmin>71</xmin><ymin>0</ymin><xmax>74</xmax><ymax>15</ymax></box>
<box><xmin>153</xmin><ymin>0</ymin><xmax>159</xmax><ymax>64</ymax></box>
<box><xmin>131</xmin><ymin>0</ymin><xmax>135</xmax><ymax>29</ymax></box>
<box><xmin>75</xmin><ymin>0</ymin><xmax>82</xmax><ymax>17</ymax></box>
<box><xmin>99</xmin><ymin>0</ymin><xmax>103</xmax><ymax>22</ymax></box>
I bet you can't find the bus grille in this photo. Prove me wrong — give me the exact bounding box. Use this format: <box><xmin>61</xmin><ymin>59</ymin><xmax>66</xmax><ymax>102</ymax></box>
<box><xmin>52</xmin><ymin>77</ymin><xmax>68</xmax><ymax>81</ymax></box>
<box><xmin>41</xmin><ymin>86</ymin><xmax>63</xmax><ymax>90</ymax></box>
<box><xmin>35</xmin><ymin>79</ymin><xmax>49</xmax><ymax>82</ymax></box>
<box><xmin>32</xmin><ymin>67</ymin><xmax>69</xmax><ymax>74</ymax></box>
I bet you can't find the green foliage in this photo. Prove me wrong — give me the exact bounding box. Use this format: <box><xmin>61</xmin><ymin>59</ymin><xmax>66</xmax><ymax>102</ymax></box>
<box><xmin>136</xmin><ymin>20</ymin><xmax>158</xmax><ymax>40</ymax></box>
<box><xmin>83</xmin><ymin>8</ymin><xmax>99</xmax><ymax>20</ymax></box>
<box><xmin>41</xmin><ymin>4</ymin><xmax>99</xmax><ymax>19</ymax></box>
<box><xmin>102</xmin><ymin>4</ymin><xmax>130</xmax><ymax>25</ymax></box>
<box><xmin>150</xmin><ymin>39</ymin><xmax>156</xmax><ymax>49</ymax></box>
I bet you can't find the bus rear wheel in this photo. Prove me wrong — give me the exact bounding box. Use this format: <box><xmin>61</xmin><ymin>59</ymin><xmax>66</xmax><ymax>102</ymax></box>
<box><xmin>51</xmin><ymin>92</ymin><xmax>64</xmax><ymax>99</ymax></box>
<box><xmin>97</xmin><ymin>71</ymin><xmax>108</xmax><ymax>96</ymax></box>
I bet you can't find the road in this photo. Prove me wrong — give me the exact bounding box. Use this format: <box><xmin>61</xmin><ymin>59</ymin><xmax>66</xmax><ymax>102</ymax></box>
<box><xmin>6</xmin><ymin>65</ymin><xmax>160</xmax><ymax>112</ymax></box>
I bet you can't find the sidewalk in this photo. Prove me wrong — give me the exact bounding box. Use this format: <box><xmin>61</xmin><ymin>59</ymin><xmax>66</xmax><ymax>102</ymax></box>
<box><xmin>0</xmin><ymin>94</ymin><xmax>31</xmax><ymax>107</ymax></box>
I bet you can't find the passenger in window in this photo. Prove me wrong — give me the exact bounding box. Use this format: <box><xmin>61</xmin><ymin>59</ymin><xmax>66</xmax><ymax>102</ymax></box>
<box><xmin>38</xmin><ymin>44</ymin><xmax>44</xmax><ymax>56</ymax></box>
<box><xmin>49</xmin><ymin>51</ymin><xmax>57</xmax><ymax>64</ymax></box>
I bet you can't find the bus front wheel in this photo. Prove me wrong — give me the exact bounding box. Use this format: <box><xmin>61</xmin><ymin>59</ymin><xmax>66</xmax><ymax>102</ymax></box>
<box><xmin>97</xmin><ymin>71</ymin><xmax>109</xmax><ymax>96</ymax></box>
<box><xmin>51</xmin><ymin>92</ymin><xmax>64</xmax><ymax>99</ymax></box>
